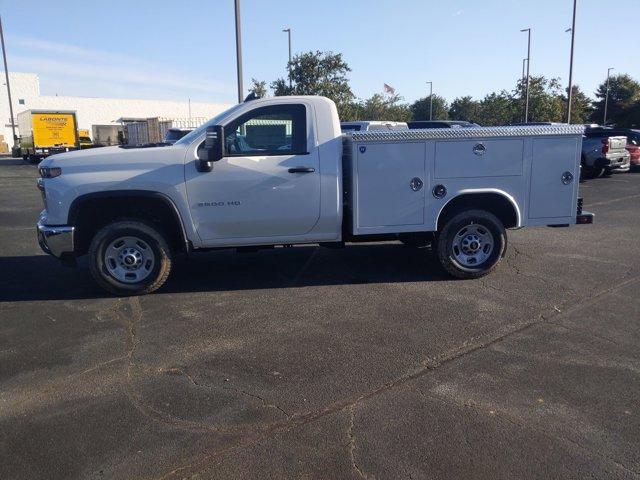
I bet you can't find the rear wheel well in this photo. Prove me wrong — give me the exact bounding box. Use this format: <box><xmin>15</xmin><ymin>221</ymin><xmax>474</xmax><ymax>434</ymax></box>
<box><xmin>437</xmin><ymin>193</ymin><xmax>519</xmax><ymax>230</ymax></box>
<box><xmin>71</xmin><ymin>194</ymin><xmax>187</xmax><ymax>256</ymax></box>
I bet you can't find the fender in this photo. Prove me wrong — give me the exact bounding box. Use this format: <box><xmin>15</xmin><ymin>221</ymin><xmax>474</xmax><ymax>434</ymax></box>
<box><xmin>67</xmin><ymin>190</ymin><xmax>190</xmax><ymax>251</ymax></box>
<box><xmin>436</xmin><ymin>188</ymin><xmax>522</xmax><ymax>229</ymax></box>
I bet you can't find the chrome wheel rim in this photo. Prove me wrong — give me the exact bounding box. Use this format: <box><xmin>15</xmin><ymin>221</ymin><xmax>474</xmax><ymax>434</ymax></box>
<box><xmin>105</xmin><ymin>236</ymin><xmax>155</xmax><ymax>283</ymax></box>
<box><xmin>452</xmin><ymin>223</ymin><xmax>494</xmax><ymax>268</ymax></box>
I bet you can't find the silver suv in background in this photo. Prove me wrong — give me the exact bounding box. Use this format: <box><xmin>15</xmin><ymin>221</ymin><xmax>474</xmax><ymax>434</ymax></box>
<box><xmin>582</xmin><ymin>127</ymin><xmax>630</xmax><ymax>178</ymax></box>
<box><xmin>340</xmin><ymin>121</ymin><xmax>408</xmax><ymax>132</ymax></box>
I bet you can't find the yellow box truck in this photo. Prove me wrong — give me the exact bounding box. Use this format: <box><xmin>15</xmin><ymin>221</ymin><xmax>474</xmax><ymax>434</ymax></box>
<box><xmin>77</xmin><ymin>128</ymin><xmax>93</xmax><ymax>149</ymax></box>
<box><xmin>17</xmin><ymin>110</ymin><xmax>79</xmax><ymax>163</ymax></box>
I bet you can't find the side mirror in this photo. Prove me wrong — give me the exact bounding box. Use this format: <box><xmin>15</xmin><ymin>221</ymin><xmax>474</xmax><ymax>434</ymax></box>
<box><xmin>198</xmin><ymin>125</ymin><xmax>224</xmax><ymax>172</ymax></box>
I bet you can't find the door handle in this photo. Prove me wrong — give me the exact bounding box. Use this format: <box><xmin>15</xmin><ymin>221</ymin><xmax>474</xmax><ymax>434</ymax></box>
<box><xmin>288</xmin><ymin>167</ymin><xmax>315</xmax><ymax>173</ymax></box>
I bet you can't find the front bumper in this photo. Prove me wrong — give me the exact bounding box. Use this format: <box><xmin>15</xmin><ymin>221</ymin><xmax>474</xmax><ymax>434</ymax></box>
<box><xmin>37</xmin><ymin>220</ymin><xmax>75</xmax><ymax>258</ymax></box>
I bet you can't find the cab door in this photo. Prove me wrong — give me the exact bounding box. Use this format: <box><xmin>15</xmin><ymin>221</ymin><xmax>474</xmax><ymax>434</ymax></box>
<box><xmin>185</xmin><ymin>103</ymin><xmax>321</xmax><ymax>243</ymax></box>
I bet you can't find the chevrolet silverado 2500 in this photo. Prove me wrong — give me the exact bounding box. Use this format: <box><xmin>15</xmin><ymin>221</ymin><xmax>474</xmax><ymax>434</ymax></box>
<box><xmin>36</xmin><ymin>96</ymin><xmax>593</xmax><ymax>295</ymax></box>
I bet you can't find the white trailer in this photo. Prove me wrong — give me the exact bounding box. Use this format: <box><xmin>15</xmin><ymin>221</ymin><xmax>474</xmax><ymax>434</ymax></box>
<box><xmin>36</xmin><ymin>96</ymin><xmax>592</xmax><ymax>295</ymax></box>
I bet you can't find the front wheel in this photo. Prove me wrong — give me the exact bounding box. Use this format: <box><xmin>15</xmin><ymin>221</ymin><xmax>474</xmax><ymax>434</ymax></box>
<box><xmin>89</xmin><ymin>220</ymin><xmax>172</xmax><ymax>296</ymax></box>
<box><xmin>436</xmin><ymin>210</ymin><xmax>506</xmax><ymax>279</ymax></box>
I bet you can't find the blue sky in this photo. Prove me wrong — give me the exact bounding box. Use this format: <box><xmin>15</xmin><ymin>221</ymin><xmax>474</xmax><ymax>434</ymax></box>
<box><xmin>2</xmin><ymin>0</ymin><xmax>639</xmax><ymax>105</ymax></box>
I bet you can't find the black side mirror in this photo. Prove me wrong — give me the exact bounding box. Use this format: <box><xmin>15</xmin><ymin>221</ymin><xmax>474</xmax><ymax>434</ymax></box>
<box><xmin>198</xmin><ymin>125</ymin><xmax>224</xmax><ymax>172</ymax></box>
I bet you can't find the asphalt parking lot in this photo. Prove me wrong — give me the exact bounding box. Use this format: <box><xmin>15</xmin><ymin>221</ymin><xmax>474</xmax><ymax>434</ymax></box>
<box><xmin>1</xmin><ymin>156</ymin><xmax>639</xmax><ymax>480</ymax></box>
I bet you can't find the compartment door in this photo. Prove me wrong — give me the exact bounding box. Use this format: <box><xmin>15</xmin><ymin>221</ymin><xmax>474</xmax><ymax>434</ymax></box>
<box><xmin>529</xmin><ymin>137</ymin><xmax>579</xmax><ymax>219</ymax></box>
<box><xmin>356</xmin><ymin>142</ymin><xmax>425</xmax><ymax>228</ymax></box>
<box><xmin>435</xmin><ymin>139</ymin><xmax>524</xmax><ymax>178</ymax></box>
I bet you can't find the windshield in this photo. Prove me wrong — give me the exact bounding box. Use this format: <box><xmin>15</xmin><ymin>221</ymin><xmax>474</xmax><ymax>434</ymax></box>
<box><xmin>175</xmin><ymin>103</ymin><xmax>245</xmax><ymax>145</ymax></box>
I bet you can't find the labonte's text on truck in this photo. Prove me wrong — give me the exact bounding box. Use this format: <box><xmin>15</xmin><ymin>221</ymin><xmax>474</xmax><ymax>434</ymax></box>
<box><xmin>36</xmin><ymin>95</ymin><xmax>594</xmax><ymax>296</ymax></box>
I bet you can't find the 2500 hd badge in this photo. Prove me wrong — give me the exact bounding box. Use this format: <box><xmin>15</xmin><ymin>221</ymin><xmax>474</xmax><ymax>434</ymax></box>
<box><xmin>197</xmin><ymin>201</ymin><xmax>242</xmax><ymax>207</ymax></box>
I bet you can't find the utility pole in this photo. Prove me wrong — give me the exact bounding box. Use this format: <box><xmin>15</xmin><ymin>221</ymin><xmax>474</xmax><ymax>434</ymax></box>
<box><xmin>603</xmin><ymin>67</ymin><xmax>614</xmax><ymax>125</ymax></box>
<box><xmin>426</xmin><ymin>81</ymin><xmax>433</xmax><ymax>120</ymax></box>
<box><xmin>282</xmin><ymin>28</ymin><xmax>292</xmax><ymax>89</ymax></box>
<box><xmin>234</xmin><ymin>0</ymin><xmax>244</xmax><ymax>103</ymax></box>
<box><xmin>0</xmin><ymin>16</ymin><xmax>16</xmax><ymax>149</ymax></box>
<box><xmin>520</xmin><ymin>28</ymin><xmax>531</xmax><ymax>122</ymax></box>
<box><xmin>566</xmin><ymin>0</ymin><xmax>577</xmax><ymax>123</ymax></box>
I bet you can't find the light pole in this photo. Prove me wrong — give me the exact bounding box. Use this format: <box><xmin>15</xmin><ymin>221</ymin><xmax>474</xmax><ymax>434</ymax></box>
<box><xmin>565</xmin><ymin>0</ymin><xmax>577</xmax><ymax>123</ymax></box>
<box><xmin>522</xmin><ymin>58</ymin><xmax>527</xmax><ymax>86</ymax></box>
<box><xmin>426</xmin><ymin>81</ymin><xmax>433</xmax><ymax>120</ymax></box>
<box><xmin>520</xmin><ymin>28</ymin><xmax>531</xmax><ymax>122</ymax></box>
<box><xmin>603</xmin><ymin>67</ymin><xmax>614</xmax><ymax>125</ymax></box>
<box><xmin>282</xmin><ymin>28</ymin><xmax>292</xmax><ymax>89</ymax></box>
<box><xmin>0</xmin><ymin>16</ymin><xmax>16</xmax><ymax>149</ymax></box>
<box><xmin>234</xmin><ymin>0</ymin><xmax>244</xmax><ymax>103</ymax></box>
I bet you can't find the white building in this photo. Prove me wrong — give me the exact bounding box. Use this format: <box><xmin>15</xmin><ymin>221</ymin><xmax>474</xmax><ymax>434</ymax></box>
<box><xmin>0</xmin><ymin>72</ymin><xmax>230</xmax><ymax>146</ymax></box>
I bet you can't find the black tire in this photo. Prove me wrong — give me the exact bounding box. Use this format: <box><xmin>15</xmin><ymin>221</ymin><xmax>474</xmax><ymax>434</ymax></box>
<box><xmin>583</xmin><ymin>166</ymin><xmax>604</xmax><ymax>179</ymax></box>
<box><xmin>436</xmin><ymin>209</ymin><xmax>506</xmax><ymax>279</ymax></box>
<box><xmin>89</xmin><ymin>220</ymin><xmax>172</xmax><ymax>296</ymax></box>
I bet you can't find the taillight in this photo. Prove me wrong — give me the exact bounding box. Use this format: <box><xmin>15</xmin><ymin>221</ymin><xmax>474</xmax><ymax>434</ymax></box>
<box><xmin>601</xmin><ymin>138</ymin><xmax>609</xmax><ymax>154</ymax></box>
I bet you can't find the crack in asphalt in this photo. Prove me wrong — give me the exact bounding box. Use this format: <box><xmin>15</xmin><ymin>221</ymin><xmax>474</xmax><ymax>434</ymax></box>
<box><xmin>160</xmin><ymin>366</ymin><xmax>291</xmax><ymax>418</ymax></box>
<box><xmin>347</xmin><ymin>404</ymin><xmax>370</xmax><ymax>480</ymax></box>
<box><xmin>504</xmin><ymin>243</ymin><xmax>578</xmax><ymax>297</ymax></box>
<box><xmin>112</xmin><ymin>296</ymin><xmax>295</xmax><ymax>438</ymax></box>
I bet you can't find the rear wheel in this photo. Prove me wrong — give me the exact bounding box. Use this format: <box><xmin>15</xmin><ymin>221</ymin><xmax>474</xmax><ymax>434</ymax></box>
<box><xmin>436</xmin><ymin>210</ymin><xmax>506</xmax><ymax>279</ymax></box>
<box><xmin>89</xmin><ymin>220</ymin><xmax>172</xmax><ymax>296</ymax></box>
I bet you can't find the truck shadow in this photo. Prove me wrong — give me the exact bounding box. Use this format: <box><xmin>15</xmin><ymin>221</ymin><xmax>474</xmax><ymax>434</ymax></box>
<box><xmin>0</xmin><ymin>244</ymin><xmax>448</xmax><ymax>302</ymax></box>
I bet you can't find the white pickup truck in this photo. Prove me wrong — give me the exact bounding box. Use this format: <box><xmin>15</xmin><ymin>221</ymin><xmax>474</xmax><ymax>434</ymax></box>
<box><xmin>36</xmin><ymin>96</ymin><xmax>593</xmax><ymax>295</ymax></box>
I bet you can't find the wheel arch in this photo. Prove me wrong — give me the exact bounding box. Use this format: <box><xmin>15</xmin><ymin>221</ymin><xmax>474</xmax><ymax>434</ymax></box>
<box><xmin>436</xmin><ymin>189</ymin><xmax>521</xmax><ymax>230</ymax></box>
<box><xmin>68</xmin><ymin>190</ymin><xmax>190</xmax><ymax>256</ymax></box>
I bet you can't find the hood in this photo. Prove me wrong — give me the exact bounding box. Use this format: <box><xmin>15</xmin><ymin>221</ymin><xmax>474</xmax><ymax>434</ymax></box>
<box><xmin>39</xmin><ymin>144</ymin><xmax>186</xmax><ymax>172</ymax></box>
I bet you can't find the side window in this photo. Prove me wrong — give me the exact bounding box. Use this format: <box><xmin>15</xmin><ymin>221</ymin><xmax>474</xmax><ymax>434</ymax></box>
<box><xmin>224</xmin><ymin>104</ymin><xmax>307</xmax><ymax>156</ymax></box>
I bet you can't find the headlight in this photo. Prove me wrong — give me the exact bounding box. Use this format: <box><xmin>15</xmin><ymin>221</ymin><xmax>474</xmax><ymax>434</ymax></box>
<box><xmin>38</xmin><ymin>166</ymin><xmax>62</xmax><ymax>178</ymax></box>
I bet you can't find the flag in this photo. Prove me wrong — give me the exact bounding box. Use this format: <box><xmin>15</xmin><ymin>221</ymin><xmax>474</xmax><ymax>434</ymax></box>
<box><xmin>383</xmin><ymin>83</ymin><xmax>396</xmax><ymax>95</ymax></box>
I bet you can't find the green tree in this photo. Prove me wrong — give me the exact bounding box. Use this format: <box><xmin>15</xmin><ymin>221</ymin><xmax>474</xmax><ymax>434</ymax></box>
<box><xmin>353</xmin><ymin>93</ymin><xmax>412</xmax><ymax>122</ymax></box>
<box><xmin>562</xmin><ymin>85</ymin><xmax>593</xmax><ymax>124</ymax></box>
<box><xmin>591</xmin><ymin>74</ymin><xmax>640</xmax><ymax>126</ymax></box>
<box><xmin>271</xmin><ymin>50</ymin><xmax>355</xmax><ymax>118</ymax></box>
<box><xmin>449</xmin><ymin>96</ymin><xmax>481</xmax><ymax>122</ymax></box>
<box><xmin>514</xmin><ymin>76</ymin><xmax>565</xmax><ymax>123</ymax></box>
<box><xmin>615</xmin><ymin>101</ymin><xmax>640</xmax><ymax>128</ymax></box>
<box><xmin>474</xmin><ymin>91</ymin><xmax>517</xmax><ymax>126</ymax></box>
<box><xmin>410</xmin><ymin>95</ymin><xmax>449</xmax><ymax>121</ymax></box>
<box><xmin>248</xmin><ymin>78</ymin><xmax>267</xmax><ymax>98</ymax></box>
